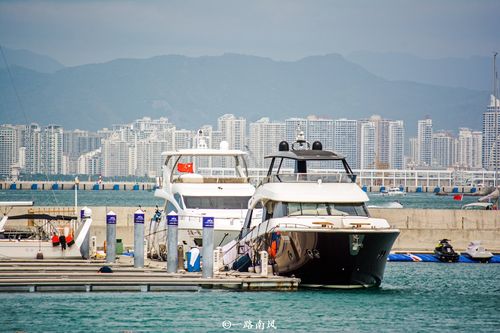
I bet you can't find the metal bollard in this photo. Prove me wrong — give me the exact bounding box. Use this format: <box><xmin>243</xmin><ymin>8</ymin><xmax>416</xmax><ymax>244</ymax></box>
<box><xmin>133</xmin><ymin>209</ymin><xmax>145</xmax><ymax>268</ymax></box>
<box><xmin>177</xmin><ymin>245</ymin><xmax>184</xmax><ymax>270</ymax></box>
<box><xmin>214</xmin><ymin>247</ymin><xmax>224</xmax><ymax>272</ymax></box>
<box><xmin>166</xmin><ymin>214</ymin><xmax>179</xmax><ymax>273</ymax></box>
<box><xmin>105</xmin><ymin>211</ymin><xmax>117</xmax><ymax>263</ymax></box>
<box><xmin>202</xmin><ymin>216</ymin><xmax>214</xmax><ymax>278</ymax></box>
<box><xmin>260</xmin><ymin>251</ymin><xmax>269</xmax><ymax>276</ymax></box>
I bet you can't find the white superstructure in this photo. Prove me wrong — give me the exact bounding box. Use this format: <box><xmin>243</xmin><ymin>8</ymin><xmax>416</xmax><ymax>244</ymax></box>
<box><xmin>149</xmin><ymin>132</ymin><xmax>257</xmax><ymax>259</ymax></box>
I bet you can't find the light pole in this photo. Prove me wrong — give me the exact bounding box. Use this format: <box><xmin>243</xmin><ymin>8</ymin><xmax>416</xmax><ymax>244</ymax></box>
<box><xmin>74</xmin><ymin>176</ymin><xmax>79</xmax><ymax>215</ymax></box>
<box><xmin>494</xmin><ymin>53</ymin><xmax>498</xmax><ymax>186</ymax></box>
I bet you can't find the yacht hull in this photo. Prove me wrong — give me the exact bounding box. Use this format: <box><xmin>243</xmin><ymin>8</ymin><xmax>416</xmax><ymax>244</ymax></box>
<box><xmin>0</xmin><ymin>240</ymin><xmax>84</xmax><ymax>259</ymax></box>
<box><xmin>261</xmin><ymin>230</ymin><xmax>399</xmax><ymax>288</ymax></box>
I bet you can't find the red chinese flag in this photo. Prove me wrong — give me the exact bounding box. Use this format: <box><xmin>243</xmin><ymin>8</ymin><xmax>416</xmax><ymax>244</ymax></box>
<box><xmin>177</xmin><ymin>162</ymin><xmax>194</xmax><ymax>173</ymax></box>
<box><xmin>453</xmin><ymin>194</ymin><xmax>463</xmax><ymax>201</ymax></box>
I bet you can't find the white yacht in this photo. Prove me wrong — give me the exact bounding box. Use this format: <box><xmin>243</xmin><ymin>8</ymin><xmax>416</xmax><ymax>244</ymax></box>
<box><xmin>149</xmin><ymin>132</ymin><xmax>258</xmax><ymax>259</ymax></box>
<box><xmin>0</xmin><ymin>201</ymin><xmax>92</xmax><ymax>259</ymax></box>
<box><xmin>463</xmin><ymin>241</ymin><xmax>493</xmax><ymax>262</ymax></box>
<box><xmin>226</xmin><ymin>135</ymin><xmax>400</xmax><ymax>288</ymax></box>
<box><xmin>381</xmin><ymin>187</ymin><xmax>406</xmax><ymax>196</ymax></box>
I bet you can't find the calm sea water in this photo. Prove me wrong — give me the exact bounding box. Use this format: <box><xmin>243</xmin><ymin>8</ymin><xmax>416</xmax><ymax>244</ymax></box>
<box><xmin>0</xmin><ymin>190</ymin><xmax>482</xmax><ymax>209</ymax></box>
<box><xmin>0</xmin><ymin>263</ymin><xmax>498</xmax><ymax>332</ymax></box>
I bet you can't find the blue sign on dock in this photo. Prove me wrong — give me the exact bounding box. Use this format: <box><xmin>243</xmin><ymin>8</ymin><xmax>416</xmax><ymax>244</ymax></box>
<box><xmin>134</xmin><ymin>210</ymin><xmax>145</xmax><ymax>224</ymax></box>
<box><xmin>106</xmin><ymin>212</ymin><xmax>117</xmax><ymax>224</ymax></box>
<box><xmin>202</xmin><ymin>216</ymin><xmax>214</xmax><ymax>228</ymax></box>
<box><xmin>167</xmin><ymin>215</ymin><xmax>178</xmax><ymax>226</ymax></box>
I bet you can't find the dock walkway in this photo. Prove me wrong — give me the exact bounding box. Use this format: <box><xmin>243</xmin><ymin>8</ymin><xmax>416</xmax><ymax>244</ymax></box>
<box><xmin>0</xmin><ymin>259</ymin><xmax>299</xmax><ymax>292</ymax></box>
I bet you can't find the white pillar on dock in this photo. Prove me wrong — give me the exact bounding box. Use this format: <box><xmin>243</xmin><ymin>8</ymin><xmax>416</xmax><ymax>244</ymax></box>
<box><xmin>202</xmin><ymin>216</ymin><xmax>214</xmax><ymax>279</ymax></box>
<box><xmin>106</xmin><ymin>211</ymin><xmax>117</xmax><ymax>263</ymax></box>
<box><xmin>166</xmin><ymin>213</ymin><xmax>179</xmax><ymax>273</ymax></box>
<box><xmin>133</xmin><ymin>209</ymin><xmax>145</xmax><ymax>268</ymax></box>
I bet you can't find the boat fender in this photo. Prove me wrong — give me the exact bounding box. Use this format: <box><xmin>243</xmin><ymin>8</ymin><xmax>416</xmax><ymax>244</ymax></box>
<box><xmin>97</xmin><ymin>266</ymin><xmax>113</xmax><ymax>273</ymax></box>
<box><xmin>66</xmin><ymin>234</ymin><xmax>75</xmax><ymax>247</ymax></box>
<box><xmin>52</xmin><ymin>234</ymin><xmax>60</xmax><ymax>247</ymax></box>
<box><xmin>268</xmin><ymin>240</ymin><xmax>277</xmax><ymax>258</ymax></box>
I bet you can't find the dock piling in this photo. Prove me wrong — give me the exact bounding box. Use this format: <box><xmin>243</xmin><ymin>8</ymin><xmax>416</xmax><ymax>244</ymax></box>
<box><xmin>80</xmin><ymin>207</ymin><xmax>91</xmax><ymax>259</ymax></box>
<box><xmin>133</xmin><ymin>209</ymin><xmax>145</xmax><ymax>268</ymax></box>
<box><xmin>106</xmin><ymin>211</ymin><xmax>117</xmax><ymax>263</ymax></box>
<box><xmin>167</xmin><ymin>214</ymin><xmax>179</xmax><ymax>273</ymax></box>
<box><xmin>202</xmin><ymin>216</ymin><xmax>214</xmax><ymax>279</ymax></box>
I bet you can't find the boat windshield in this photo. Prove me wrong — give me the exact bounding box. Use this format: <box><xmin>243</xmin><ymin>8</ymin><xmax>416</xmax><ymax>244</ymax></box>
<box><xmin>274</xmin><ymin>202</ymin><xmax>368</xmax><ymax>217</ymax></box>
<box><xmin>165</xmin><ymin>154</ymin><xmax>249</xmax><ymax>180</ymax></box>
<box><xmin>183</xmin><ymin>196</ymin><xmax>251</xmax><ymax>209</ymax></box>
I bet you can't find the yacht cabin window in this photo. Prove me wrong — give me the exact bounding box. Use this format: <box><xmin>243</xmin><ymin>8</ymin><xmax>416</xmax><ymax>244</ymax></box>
<box><xmin>183</xmin><ymin>196</ymin><xmax>251</xmax><ymax>209</ymax></box>
<box><xmin>271</xmin><ymin>202</ymin><xmax>369</xmax><ymax>217</ymax></box>
<box><xmin>173</xmin><ymin>193</ymin><xmax>184</xmax><ymax>209</ymax></box>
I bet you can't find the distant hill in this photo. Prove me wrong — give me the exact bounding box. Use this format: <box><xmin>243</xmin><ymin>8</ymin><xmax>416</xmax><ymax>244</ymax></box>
<box><xmin>0</xmin><ymin>53</ymin><xmax>488</xmax><ymax>134</ymax></box>
<box><xmin>347</xmin><ymin>51</ymin><xmax>492</xmax><ymax>91</ymax></box>
<box><xmin>0</xmin><ymin>46</ymin><xmax>65</xmax><ymax>73</ymax></box>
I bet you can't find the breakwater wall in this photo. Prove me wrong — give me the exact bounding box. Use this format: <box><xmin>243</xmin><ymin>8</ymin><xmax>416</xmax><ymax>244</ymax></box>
<box><xmin>5</xmin><ymin>207</ymin><xmax>500</xmax><ymax>252</ymax></box>
<box><xmin>0</xmin><ymin>181</ymin><xmax>485</xmax><ymax>194</ymax></box>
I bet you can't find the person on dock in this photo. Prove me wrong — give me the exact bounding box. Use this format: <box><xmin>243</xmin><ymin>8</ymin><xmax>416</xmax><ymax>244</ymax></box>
<box><xmin>59</xmin><ymin>234</ymin><xmax>66</xmax><ymax>251</ymax></box>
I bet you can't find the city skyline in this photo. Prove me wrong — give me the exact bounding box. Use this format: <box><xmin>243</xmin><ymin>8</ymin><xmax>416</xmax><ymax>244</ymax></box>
<box><xmin>1</xmin><ymin>108</ymin><xmax>497</xmax><ymax>179</ymax></box>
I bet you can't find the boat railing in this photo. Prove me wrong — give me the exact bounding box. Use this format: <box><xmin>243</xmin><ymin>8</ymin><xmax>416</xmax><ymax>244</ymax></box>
<box><xmin>172</xmin><ymin>175</ymin><xmax>249</xmax><ymax>184</ymax></box>
<box><xmin>260</xmin><ymin>173</ymin><xmax>356</xmax><ymax>185</ymax></box>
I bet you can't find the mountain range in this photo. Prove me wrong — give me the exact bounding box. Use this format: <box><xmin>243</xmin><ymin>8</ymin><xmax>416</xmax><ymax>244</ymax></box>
<box><xmin>0</xmin><ymin>47</ymin><xmax>491</xmax><ymax>134</ymax></box>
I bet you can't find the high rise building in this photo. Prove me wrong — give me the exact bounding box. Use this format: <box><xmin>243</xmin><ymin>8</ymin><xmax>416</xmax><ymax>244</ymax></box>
<box><xmin>77</xmin><ymin>149</ymin><xmax>102</xmax><ymax>175</ymax></box>
<box><xmin>358</xmin><ymin>121</ymin><xmax>376</xmax><ymax>169</ymax></box>
<box><xmin>368</xmin><ymin>115</ymin><xmax>390</xmax><ymax>168</ymax></box>
<box><xmin>41</xmin><ymin>125</ymin><xmax>64</xmax><ymax>175</ymax></box>
<box><xmin>482</xmin><ymin>95</ymin><xmax>500</xmax><ymax>170</ymax></box>
<box><xmin>101</xmin><ymin>133</ymin><xmax>130</xmax><ymax>177</ymax></box>
<box><xmin>248</xmin><ymin>118</ymin><xmax>286</xmax><ymax>168</ymax></box>
<box><xmin>0</xmin><ymin>125</ymin><xmax>19</xmax><ymax>177</ymax></box>
<box><xmin>388</xmin><ymin>120</ymin><xmax>405</xmax><ymax>169</ymax></box>
<box><xmin>285</xmin><ymin>118</ymin><xmax>309</xmax><ymax>144</ymax></box>
<box><xmin>217</xmin><ymin>114</ymin><xmax>247</xmax><ymax>150</ymax></box>
<box><xmin>408</xmin><ymin>137</ymin><xmax>418</xmax><ymax>167</ymax></box>
<box><xmin>432</xmin><ymin>131</ymin><xmax>454</xmax><ymax>168</ymax></box>
<box><xmin>334</xmin><ymin>119</ymin><xmax>358</xmax><ymax>169</ymax></box>
<box><xmin>173</xmin><ymin>129</ymin><xmax>193</xmax><ymax>150</ymax></box>
<box><xmin>25</xmin><ymin>123</ymin><xmax>42</xmax><ymax>174</ymax></box>
<box><xmin>417</xmin><ymin>118</ymin><xmax>433</xmax><ymax>166</ymax></box>
<box><xmin>63</xmin><ymin>129</ymin><xmax>101</xmax><ymax>174</ymax></box>
<box><xmin>135</xmin><ymin>134</ymin><xmax>169</xmax><ymax>177</ymax></box>
<box><xmin>284</xmin><ymin>116</ymin><xmax>335</xmax><ymax>168</ymax></box>
<box><xmin>458</xmin><ymin>128</ymin><xmax>483</xmax><ymax>169</ymax></box>
<box><xmin>360</xmin><ymin>116</ymin><xmax>405</xmax><ymax>169</ymax></box>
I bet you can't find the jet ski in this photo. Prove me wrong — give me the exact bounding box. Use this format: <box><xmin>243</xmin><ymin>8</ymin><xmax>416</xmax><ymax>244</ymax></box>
<box><xmin>462</xmin><ymin>241</ymin><xmax>493</xmax><ymax>263</ymax></box>
<box><xmin>434</xmin><ymin>239</ymin><xmax>459</xmax><ymax>263</ymax></box>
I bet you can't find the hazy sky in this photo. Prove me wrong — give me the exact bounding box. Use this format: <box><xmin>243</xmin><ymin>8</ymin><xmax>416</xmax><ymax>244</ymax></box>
<box><xmin>1</xmin><ymin>0</ymin><xmax>499</xmax><ymax>66</ymax></box>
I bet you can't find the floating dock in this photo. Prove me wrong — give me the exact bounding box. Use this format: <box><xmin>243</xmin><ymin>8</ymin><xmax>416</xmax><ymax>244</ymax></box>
<box><xmin>0</xmin><ymin>259</ymin><xmax>299</xmax><ymax>292</ymax></box>
<box><xmin>388</xmin><ymin>253</ymin><xmax>500</xmax><ymax>263</ymax></box>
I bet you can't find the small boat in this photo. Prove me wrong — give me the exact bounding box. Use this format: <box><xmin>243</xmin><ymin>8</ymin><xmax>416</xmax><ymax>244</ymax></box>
<box><xmin>0</xmin><ymin>201</ymin><xmax>93</xmax><ymax>259</ymax></box>
<box><xmin>367</xmin><ymin>201</ymin><xmax>403</xmax><ymax>209</ymax></box>
<box><xmin>462</xmin><ymin>241</ymin><xmax>493</xmax><ymax>263</ymax></box>
<box><xmin>381</xmin><ymin>187</ymin><xmax>406</xmax><ymax>196</ymax></box>
<box><xmin>434</xmin><ymin>239</ymin><xmax>459</xmax><ymax>262</ymax></box>
<box><xmin>461</xmin><ymin>202</ymin><xmax>494</xmax><ymax>210</ymax></box>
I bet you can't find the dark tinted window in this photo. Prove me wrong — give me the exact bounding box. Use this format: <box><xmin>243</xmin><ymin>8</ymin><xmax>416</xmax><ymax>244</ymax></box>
<box><xmin>183</xmin><ymin>196</ymin><xmax>251</xmax><ymax>209</ymax></box>
<box><xmin>283</xmin><ymin>202</ymin><xmax>368</xmax><ymax>217</ymax></box>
